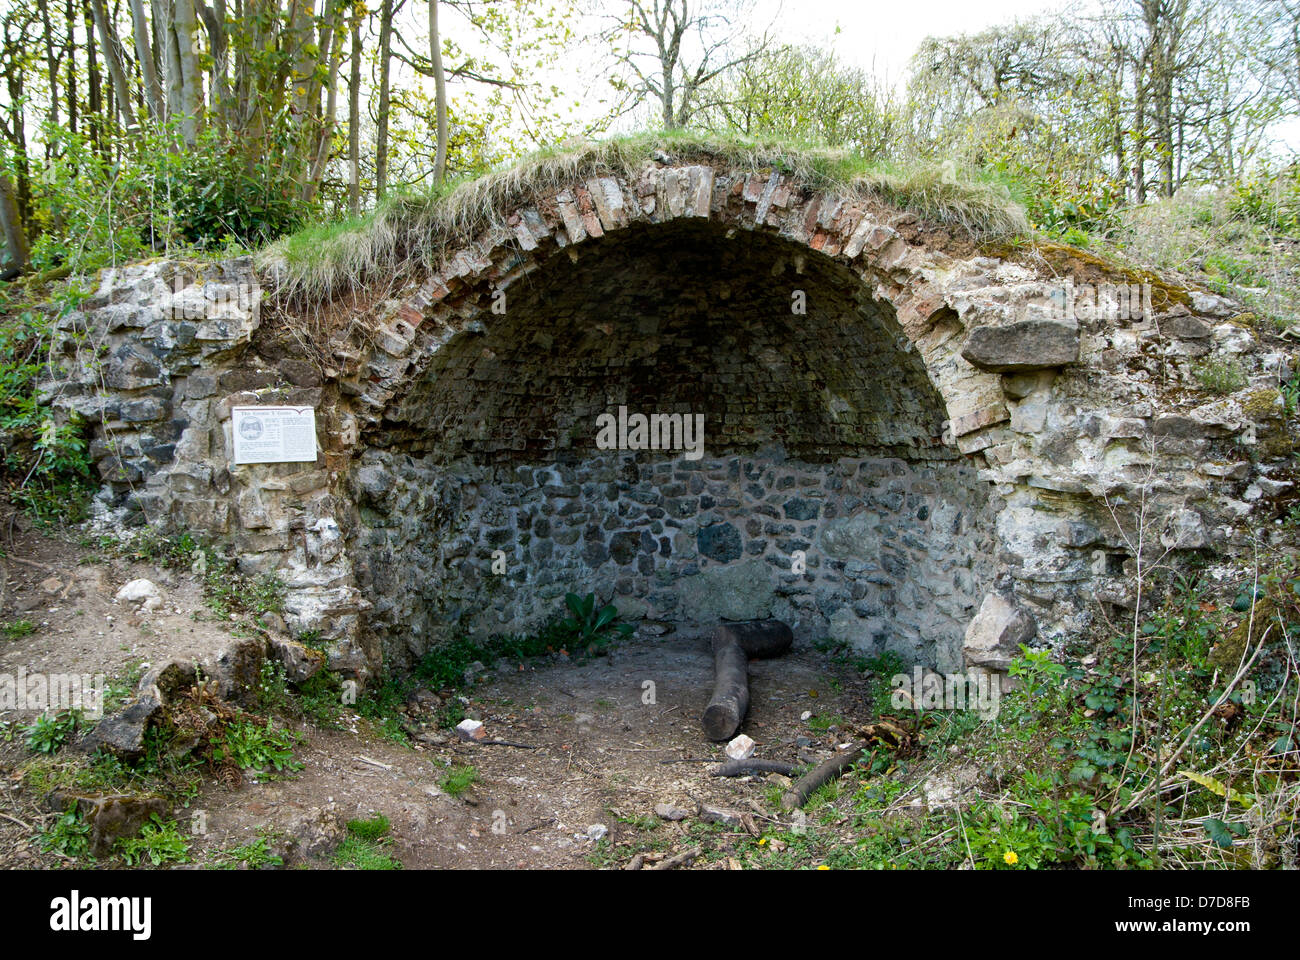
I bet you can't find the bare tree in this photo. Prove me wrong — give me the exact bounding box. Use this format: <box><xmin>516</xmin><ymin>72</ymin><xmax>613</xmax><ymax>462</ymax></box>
<box><xmin>595</xmin><ymin>0</ymin><xmax>772</xmax><ymax>129</ymax></box>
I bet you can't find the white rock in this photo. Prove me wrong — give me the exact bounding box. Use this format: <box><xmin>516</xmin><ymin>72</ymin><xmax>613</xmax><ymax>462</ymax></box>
<box><xmin>587</xmin><ymin>823</ymin><xmax>608</xmax><ymax>841</ymax></box>
<box><xmin>725</xmin><ymin>734</ymin><xmax>756</xmax><ymax>760</ymax></box>
<box><xmin>455</xmin><ymin>718</ymin><xmax>486</xmax><ymax>742</ymax></box>
<box><xmin>115</xmin><ymin>579</ymin><xmax>161</xmax><ymax>604</ymax></box>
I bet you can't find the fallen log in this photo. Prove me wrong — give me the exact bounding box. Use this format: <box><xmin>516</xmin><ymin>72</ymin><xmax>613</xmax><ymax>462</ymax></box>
<box><xmin>710</xmin><ymin>758</ymin><xmax>800</xmax><ymax>778</ymax></box>
<box><xmin>781</xmin><ymin>743</ymin><xmax>873</xmax><ymax>810</ymax></box>
<box><xmin>701</xmin><ymin>620</ymin><xmax>793</xmax><ymax>741</ymax></box>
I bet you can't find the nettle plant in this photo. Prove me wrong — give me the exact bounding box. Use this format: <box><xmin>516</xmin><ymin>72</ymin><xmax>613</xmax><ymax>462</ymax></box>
<box><xmin>559</xmin><ymin>592</ymin><xmax>634</xmax><ymax>653</ymax></box>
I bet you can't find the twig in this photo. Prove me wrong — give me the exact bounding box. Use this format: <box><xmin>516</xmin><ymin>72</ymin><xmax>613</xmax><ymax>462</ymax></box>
<box><xmin>710</xmin><ymin>758</ymin><xmax>800</xmax><ymax>778</ymax></box>
<box><xmin>650</xmin><ymin>847</ymin><xmax>701</xmax><ymax>870</ymax></box>
<box><xmin>782</xmin><ymin>744</ymin><xmax>873</xmax><ymax>810</ymax></box>
<box><xmin>5</xmin><ymin>556</ymin><xmax>53</xmax><ymax>572</ymax></box>
<box><xmin>658</xmin><ymin>758</ymin><xmax>718</xmax><ymax>764</ymax></box>
<box><xmin>0</xmin><ymin>811</ymin><xmax>31</xmax><ymax>830</ymax></box>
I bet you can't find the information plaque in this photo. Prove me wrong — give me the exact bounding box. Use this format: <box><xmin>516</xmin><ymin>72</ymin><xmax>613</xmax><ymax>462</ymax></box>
<box><xmin>231</xmin><ymin>406</ymin><xmax>318</xmax><ymax>465</ymax></box>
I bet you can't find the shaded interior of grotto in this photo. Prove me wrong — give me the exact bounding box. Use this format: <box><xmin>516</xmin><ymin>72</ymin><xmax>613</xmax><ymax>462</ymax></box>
<box><xmin>349</xmin><ymin>219</ymin><xmax>999</xmax><ymax>674</ymax></box>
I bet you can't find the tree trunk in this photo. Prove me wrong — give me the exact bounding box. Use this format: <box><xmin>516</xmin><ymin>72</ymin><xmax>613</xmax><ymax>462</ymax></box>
<box><xmin>173</xmin><ymin>0</ymin><xmax>205</xmax><ymax>143</ymax></box>
<box><xmin>430</xmin><ymin>0</ymin><xmax>447</xmax><ymax>186</ymax></box>
<box><xmin>83</xmin><ymin>0</ymin><xmax>103</xmax><ymax>152</ymax></box>
<box><xmin>65</xmin><ymin>0</ymin><xmax>79</xmax><ymax>134</ymax></box>
<box><xmin>304</xmin><ymin>2</ymin><xmax>344</xmax><ymax>201</ymax></box>
<box><xmin>701</xmin><ymin>620</ymin><xmax>792</xmax><ymax>741</ymax></box>
<box><xmin>198</xmin><ymin>0</ymin><xmax>229</xmax><ymax>131</ymax></box>
<box><xmin>348</xmin><ymin>4</ymin><xmax>361</xmax><ymax>216</ymax></box>
<box><xmin>90</xmin><ymin>0</ymin><xmax>136</xmax><ymax>129</ymax></box>
<box><xmin>0</xmin><ymin>172</ymin><xmax>30</xmax><ymax>278</ymax></box>
<box><xmin>375</xmin><ymin>0</ymin><xmax>394</xmax><ymax>198</ymax></box>
<box><xmin>702</xmin><ymin>636</ymin><xmax>749</xmax><ymax>741</ymax></box>
<box><xmin>39</xmin><ymin>2</ymin><xmax>61</xmax><ymax>141</ymax></box>
<box><xmin>129</xmin><ymin>0</ymin><xmax>163</xmax><ymax>120</ymax></box>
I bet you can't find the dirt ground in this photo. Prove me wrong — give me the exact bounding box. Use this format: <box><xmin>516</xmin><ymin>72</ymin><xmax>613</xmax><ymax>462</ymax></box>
<box><xmin>0</xmin><ymin>522</ymin><xmax>880</xmax><ymax>870</ymax></box>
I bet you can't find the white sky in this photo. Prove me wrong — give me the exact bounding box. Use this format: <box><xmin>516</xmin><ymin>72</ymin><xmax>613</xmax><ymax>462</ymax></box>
<box><xmin>749</xmin><ymin>0</ymin><xmax>1074</xmax><ymax>89</ymax></box>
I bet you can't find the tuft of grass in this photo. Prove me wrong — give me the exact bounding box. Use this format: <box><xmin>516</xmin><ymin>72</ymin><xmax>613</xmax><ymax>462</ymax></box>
<box><xmin>210</xmin><ymin>719</ymin><xmax>302</xmax><ymax>776</ymax></box>
<box><xmin>333</xmin><ymin>815</ymin><xmax>401</xmax><ymax>870</ymax></box>
<box><xmin>2</xmin><ymin>618</ymin><xmax>35</xmax><ymax>640</ymax></box>
<box><xmin>258</xmin><ymin>131</ymin><xmax>1029</xmax><ymax>304</ymax></box>
<box><xmin>345</xmin><ymin>814</ymin><xmax>392</xmax><ymax>841</ymax></box>
<box><xmin>438</xmin><ymin>764</ymin><xmax>478</xmax><ymax>798</ymax></box>
<box><xmin>1192</xmin><ymin>357</ymin><xmax>1248</xmax><ymax>395</ymax></box>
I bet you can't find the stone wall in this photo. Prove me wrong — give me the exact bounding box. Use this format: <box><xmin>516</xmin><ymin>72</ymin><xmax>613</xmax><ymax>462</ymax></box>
<box><xmin>348</xmin><ymin>447</ymin><xmax>996</xmax><ymax>673</ymax></box>
<box><xmin>35</xmin><ymin>153</ymin><xmax>1298</xmax><ymax>685</ymax></box>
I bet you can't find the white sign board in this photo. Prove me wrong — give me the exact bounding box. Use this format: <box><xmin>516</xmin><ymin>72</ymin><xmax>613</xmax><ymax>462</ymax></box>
<box><xmin>231</xmin><ymin>406</ymin><xmax>318</xmax><ymax>465</ymax></box>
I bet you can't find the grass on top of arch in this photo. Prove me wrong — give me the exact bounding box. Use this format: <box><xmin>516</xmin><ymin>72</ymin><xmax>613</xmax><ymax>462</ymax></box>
<box><xmin>258</xmin><ymin>130</ymin><xmax>1030</xmax><ymax>306</ymax></box>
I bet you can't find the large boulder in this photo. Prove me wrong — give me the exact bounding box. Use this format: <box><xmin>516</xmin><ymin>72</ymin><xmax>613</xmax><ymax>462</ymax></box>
<box><xmin>961</xmin><ymin>318</ymin><xmax>1079</xmax><ymax>373</ymax></box>
<box><xmin>46</xmin><ymin>792</ymin><xmax>171</xmax><ymax>857</ymax></box>
<box><xmin>963</xmin><ymin>593</ymin><xmax>1038</xmax><ymax>670</ymax></box>
<box><xmin>80</xmin><ymin>692</ymin><xmax>164</xmax><ymax>761</ymax></box>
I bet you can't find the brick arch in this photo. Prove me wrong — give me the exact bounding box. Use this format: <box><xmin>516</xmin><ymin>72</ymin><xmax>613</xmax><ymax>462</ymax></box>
<box><xmin>335</xmin><ymin>162</ymin><xmax>1027</xmax><ymax>676</ymax></box>
<box><xmin>340</xmin><ymin>163</ymin><xmax>1009</xmax><ymax>458</ymax></box>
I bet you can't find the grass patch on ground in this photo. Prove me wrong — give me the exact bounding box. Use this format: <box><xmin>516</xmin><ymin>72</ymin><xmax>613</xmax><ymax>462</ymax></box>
<box><xmin>332</xmin><ymin>815</ymin><xmax>401</xmax><ymax>870</ymax></box>
<box><xmin>438</xmin><ymin>764</ymin><xmax>478</xmax><ymax>798</ymax></box>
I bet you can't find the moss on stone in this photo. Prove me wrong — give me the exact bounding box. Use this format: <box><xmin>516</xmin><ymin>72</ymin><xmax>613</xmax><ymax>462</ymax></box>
<box><xmin>1242</xmin><ymin>388</ymin><xmax>1283</xmax><ymax>421</ymax></box>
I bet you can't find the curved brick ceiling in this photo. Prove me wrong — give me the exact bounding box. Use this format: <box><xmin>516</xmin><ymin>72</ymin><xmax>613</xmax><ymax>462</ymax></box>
<box><xmin>379</xmin><ymin>219</ymin><xmax>950</xmax><ymax>465</ymax></box>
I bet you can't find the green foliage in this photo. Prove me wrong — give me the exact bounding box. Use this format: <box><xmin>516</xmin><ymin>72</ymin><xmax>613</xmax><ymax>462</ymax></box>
<box><xmin>111</xmin><ymin>530</ymin><xmax>284</xmax><ymax>623</ymax></box>
<box><xmin>115</xmin><ymin>814</ymin><xmax>191</xmax><ymax>867</ymax></box>
<box><xmin>211</xmin><ymin>719</ymin><xmax>302</xmax><ymax>776</ymax></box>
<box><xmin>22</xmin><ymin>122</ymin><xmax>312</xmax><ymax>274</ymax></box>
<box><xmin>558</xmin><ymin>592</ymin><xmax>633</xmax><ymax>652</ymax></box>
<box><xmin>698</xmin><ymin>45</ymin><xmax>896</xmax><ymax>158</ymax></box>
<box><xmin>217</xmin><ymin>831</ymin><xmax>285</xmax><ymax>869</ymax></box>
<box><xmin>293</xmin><ymin>670</ymin><xmax>345</xmax><ymax>729</ymax></box>
<box><xmin>24</xmin><ymin>710</ymin><xmax>81</xmax><ymax>755</ymax></box>
<box><xmin>356</xmin><ymin>678</ymin><xmax>412</xmax><ymax>745</ymax></box>
<box><xmin>963</xmin><ymin>773</ymin><xmax>1149</xmax><ymax>870</ymax></box>
<box><xmin>38</xmin><ymin>806</ymin><xmax>93</xmax><ymax>859</ymax></box>
<box><xmin>438</xmin><ymin>764</ymin><xmax>478</xmax><ymax>798</ymax></box>
<box><xmin>1229</xmin><ymin>162</ymin><xmax>1300</xmax><ymax>234</ymax></box>
<box><xmin>254</xmin><ymin>660</ymin><xmax>290</xmax><ymax>714</ymax></box>
<box><xmin>202</xmin><ymin>560</ymin><xmax>286</xmax><ymax>622</ymax></box>
<box><xmin>413</xmin><ymin>619</ymin><xmax>565</xmax><ymax>690</ymax></box>
<box><xmin>159</xmin><ymin>125</ymin><xmax>319</xmax><ymax>249</ymax></box>
<box><xmin>0</xmin><ymin>301</ymin><xmax>95</xmax><ymax>525</ymax></box>
<box><xmin>333</xmin><ymin>816</ymin><xmax>401</xmax><ymax>870</ymax></box>
<box><xmin>1</xmin><ymin>618</ymin><xmax>34</xmax><ymax>639</ymax></box>
<box><xmin>345</xmin><ymin>814</ymin><xmax>392</xmax><ymax>841</ymax></box>
<box><xmin>1191</xmin><ymin>358</ymin><xmax>1248</xmax><ymax>395</ymax></box>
